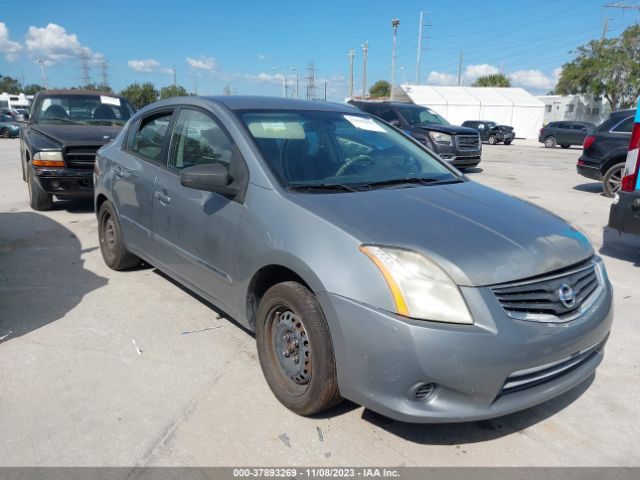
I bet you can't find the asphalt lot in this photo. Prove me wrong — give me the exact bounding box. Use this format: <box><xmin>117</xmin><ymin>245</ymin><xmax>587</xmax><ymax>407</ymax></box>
<box><xmin>1</xmin><ymin>138</ymin><xmax>639</xmax><ymax>467</ymax></box>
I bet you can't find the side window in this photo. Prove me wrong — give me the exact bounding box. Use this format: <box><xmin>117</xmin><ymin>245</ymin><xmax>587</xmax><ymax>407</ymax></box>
<box><xmin>378</xmin><ymin>108</ymin><xmax>399</xmax><ymax>123</ymax></box>
<box><xmin>612</xmin><ymin>116</ymin><xmax>634</xmax><ymax>134</ymax></box>
<box><xmin>128</xmin><ymin>111</ymin><xmax>173</xmax><ymax>162</ymax></box>
<box><xmin>169</xmin><ymin>109</ymin><xmax>234</xmax><ymax>171</ymax></box>
<box><xmin>478</xmin><ymin>123</ymin><xmax>485</xmax><ymax>130</ymax></box>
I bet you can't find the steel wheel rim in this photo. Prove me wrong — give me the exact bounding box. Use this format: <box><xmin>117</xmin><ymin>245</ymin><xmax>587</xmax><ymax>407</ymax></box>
<box><xmin>102</xmin><ymin>214</ymin><xmax>117</xmax><ymax>254</ymax></box>
<box><xmin>266</xmin><ymin>304</ymin><xmax>312</xmax><ymax>396</ymax></box>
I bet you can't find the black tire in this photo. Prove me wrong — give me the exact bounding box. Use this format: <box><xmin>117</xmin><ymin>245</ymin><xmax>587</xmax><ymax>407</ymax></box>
<box><xmin>503</xmin><ymin>140</ymin><xmax>512</xmax><ymax>145</ymax></box>
<box><xmin>561</xmin><ymin>145</ymin><xmax>571</xmax><ymax>149</ymax></box>
<box><xmin>1</xmin><ymin>128</ymin><xmax>10</xmax><ymax>138</ymax></box>
<box><xmin>98</xmin><ymin>200</ymin><xmax>140</xmax><ymax>270</ymax></box>
<box><xmin>602</xmin><ymin>164</ymin><xmax>624</xmax><ymax>198</ymax></box>
<box><xmin>544</xmin><ymin>136</ymin><xmax>557</xmax><ymax>148</ymax></box>
<box><xmin>256</xmin><ymin>281</ymin><xmax>342</xmax><ymax>416</ymax></box>
<box><xmin>27</xmin><ymin>168</ymin><xmax>53</xmax><ymax>211</ymax></box>
<box><xmin>488</xmin><ymin>135</ymin><xmax>498</xmax><ymax>145</ymax></box>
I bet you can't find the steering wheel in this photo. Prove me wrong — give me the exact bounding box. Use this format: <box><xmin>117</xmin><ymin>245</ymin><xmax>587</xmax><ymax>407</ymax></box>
<box><xmin>336</xmin><ymin>154</ymin><xmax>375</xmax><ymax>176</ymax></box>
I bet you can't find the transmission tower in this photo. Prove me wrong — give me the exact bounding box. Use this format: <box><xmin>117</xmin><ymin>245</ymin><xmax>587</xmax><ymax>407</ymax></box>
<box><xmin>99</xmin><ymin>57</ymin><xmax>109</xmax><ymax>88</ymax></box>
<box><xmin>306</xmin><ymin>61</ymin><xmax>316</xmax><ymax>101</ymax></box>
<box><xmin>78</xmin><ymin>48</ymin><xmax>91</xmax><ymax>87</ymax></box>
<box><xmin>415</xmin><ymin>11</ymin><xmax>432</xmax><ymax>84</ymax></box>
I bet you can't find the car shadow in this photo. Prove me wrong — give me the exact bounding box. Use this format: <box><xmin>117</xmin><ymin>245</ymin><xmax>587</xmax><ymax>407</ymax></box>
<box><xmin>600</xmin><ymin>227</ymin><xmax>640</xmax><ymax>266</ymax></box>
<box><xmin>52</xmin><ymin>197</ymin><xmax>95</xmax><ymax>213</ymax></box>
<box><xmin>360</xmin><ymin>374</ymin><xmax>594</xmax><ymax>444</ymax></box>
<box><xmin>573</xmin><ymin>183</ymin><xmax>606</xmax><ymax>196</ymax></box>
<box><xmin>0</xmin><ymin>212</ymin><xmax>108</xmax><ymax>343</ymax></box>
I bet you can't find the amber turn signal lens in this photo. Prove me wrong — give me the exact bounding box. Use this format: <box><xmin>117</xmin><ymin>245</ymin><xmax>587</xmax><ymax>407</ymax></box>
<box><xmin>32</xmin><ymin>159</ymin><xmax>66</xmax><ymax>167</ymax></box>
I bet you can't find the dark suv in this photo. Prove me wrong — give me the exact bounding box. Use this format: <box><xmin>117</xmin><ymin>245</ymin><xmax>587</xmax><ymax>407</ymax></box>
<box><xmin>539</xmin><ymin>121</ymin><xmax>596</xmax><ymax>148</ymax></box>
<box><xmin>461</xmin><ymin>120</ymin><xmax>514</xmax><ymax>145</ymax></box>
<box><xmin>349</xmin><ymin>101</ymin><xmax>482</xmax><ymax>168</ymax></box>
<box><xmin>19</xmin><ymin>90</ymin><xmax>134</xmax><ymax>210</ymax></box>
<box><xmin>577</xmin><ymin>109</ymin><xmax>635</xmax><ymax>197</ymax></box>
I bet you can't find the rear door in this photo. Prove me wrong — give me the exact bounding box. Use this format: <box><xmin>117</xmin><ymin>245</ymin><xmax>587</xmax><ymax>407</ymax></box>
<box><xmin>111</xmin><ymin>109</ymin><xmax>175</xmax><ymax>261</ymax></box>
<box><xmin>152</xmin><ymin>107</ymin><xmax>245</xmax><ymax>311</ymax></box>
<box><xmin>554</xmin><ymin>122</ymin><xmax>571</xmax><ymax>144</ymax></box>
<box><xmin>569</xmin><ymin>123</ymin><xmax>589</xmax><ymax>144</ymax></box>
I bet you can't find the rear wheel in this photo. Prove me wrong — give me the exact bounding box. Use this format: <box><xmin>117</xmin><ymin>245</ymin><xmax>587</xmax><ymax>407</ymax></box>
<box><xmin>488</xmin><ymin>135</ymin><xmax>498</xmax><ymax>145</ymax></box>
<box><xmin>544</xmin><ymin>136</ymin><xmax>557</xmax><ymax>148</ymax></box>
<box><xmin>1</xmin><ymin>128</ymin><xmax>10</xmax><ymax>138</ymax></box>
<box><xmin>98</xmin><ymin>201</ymin><xmax>140</xmax><ymax>270</ymax></box>
<box><xmin>256</xmin><ymin>281</ymin><xmax>341</xmax><ymax>416</ymax></box>
<box><xmin>27</xmin><ymin>168</ymin><xmax>53</xmax><ymax>211</ymax></box>
<box><xmin>602</xmin><ymin>164</ymin><xmax>624</xmax><ymax>198</ymax></box>
<box><xmin>561</xmin><ymin>145</ymin><xmax>571</xmax><ymax>149</ymax></box>
<box><xmin>504</xmin><ymin>140</ymin><xmax>512</xmax><ymax>145</ymax></box>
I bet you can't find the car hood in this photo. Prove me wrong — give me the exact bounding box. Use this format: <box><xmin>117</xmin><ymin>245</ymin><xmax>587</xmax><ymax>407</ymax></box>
<box><xmin>414</xmin><ymin>124</ymin><xmax>480</xmax><ymax>135</ymax></box>
<box><xmin>31</xmin><ymin>123</ymin><xmax>123</xmax><ymax>145</ymax></box>
<box><xmin>497</xmin><ymin>125</ymin><xmax>514</xmax><ymax>132</ymax></box>
<box><xmin>291</xmin><ymin>181</ymin><xmax>593</xmax><ymax>286</ymax></box>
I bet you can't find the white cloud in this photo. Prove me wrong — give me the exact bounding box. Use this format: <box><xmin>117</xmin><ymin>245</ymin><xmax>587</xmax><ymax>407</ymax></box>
<box><xmin>508</xmin><ymin>69</ymin><xmax>557</xmax><ymax>90</ymax></box>
<box><xmin>186</xmin><ymin>56</ymin><xmax>216</xmax><ymax>71</ymax></box>
<box><xmin>426</xmin><ymin>71</ymin><xmax>456</xmax><ymax>86</ymax></box>
<box><xmin>128</xmin><ymin>59</ymin><xmax>161</xmax><ymax>73</ymax></box>
<box><xmin>257</xmin><ymin>54</ymin><xmax>267</xmax><ymax>61</ymax></box>
<box><xmin>25</xmin><ymin>23</ymin><xmax>85</xmax><ymax>64</ymax></box>
<box><xmin>0</xmin><ymin>22</ymin><xmax>21</xmax><ymax>61</ymax></box>
<box><xmin>464</xmin><ymin>63</ymin><xmax>499</xmax><ymax>81</ymax></box>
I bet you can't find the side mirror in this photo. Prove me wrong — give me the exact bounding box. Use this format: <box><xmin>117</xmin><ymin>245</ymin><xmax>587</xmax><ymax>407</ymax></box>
<box><xmin>388</xmin><ymin>119</ymin><xmax>401</xmax><ymax>127</ymax></box>
<box><xmin>180</xmin><ymin>163</ymin><xmax>239</xmax><ymax>196</ymax></box>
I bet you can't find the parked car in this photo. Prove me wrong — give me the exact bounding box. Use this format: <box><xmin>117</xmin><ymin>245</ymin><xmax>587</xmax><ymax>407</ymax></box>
<box><xmin>19</xmin><ymin>89</ymin><xmax>134</xmax><ymax>210</ymax></box>
<box><xmin>461</xmin><ymin>120</ymin><xmax>515</xmax><ymax>145</ymax></box>
<box><xmin>348</xmin><ymin>100</ymin><xmax>482</xmax><ymax>169</ymax></box>
<box><xmin>607</xmin><ymin>105</ymin><xmax>640</xmax><ymax>246</ymax></box>
<box><xmin>0</xmin><ymin>107</ymin><xmax>21</xmax><ymax>118</ymax></box>
<box><xmin>539</xmin><ymin>121</ymin><xmax>596</xmax><ymax>148</ymax></box>
<box><xmin>95</xmin><ymin>96</ymin><xmax>612</xmax><ymax>423</ymax></box>
<box><xmin>0</xmin><ymin>114</ymin><xmax>20</xmax><ymax>138</ymax></box>
<box><xmin>577</xmin><ymin>109</ymin><xmax>635</xmax><ymax>197</ymax></box>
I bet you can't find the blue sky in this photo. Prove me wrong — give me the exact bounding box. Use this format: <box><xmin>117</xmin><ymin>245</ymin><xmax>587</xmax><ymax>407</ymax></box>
<box><xmin>1</xmin><ymin>0</ymin><xmax>638</xmax><ymax>100</ymax></box>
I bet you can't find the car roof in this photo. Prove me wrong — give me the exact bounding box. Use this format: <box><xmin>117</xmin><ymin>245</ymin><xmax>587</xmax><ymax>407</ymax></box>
<box><xmin>610</xmin><ymin>109</ymin><xmax>635</xmax><ymax>119</ymax></box>
<box><xmin>208</xmin><ymin>95</ymin><xmax>359</xmax><ymax>113</ymax></box>
<box><xmin>349</xmin><ymin>100</ymin><xmax>416</xmax><ymax>107</ymax></box>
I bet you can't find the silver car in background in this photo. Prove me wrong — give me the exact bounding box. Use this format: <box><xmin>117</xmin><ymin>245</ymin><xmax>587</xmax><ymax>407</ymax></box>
<box><xmin>94</xmin><ymin>96</ymin><xmax>612</xmax><ymax>423</ymax></box>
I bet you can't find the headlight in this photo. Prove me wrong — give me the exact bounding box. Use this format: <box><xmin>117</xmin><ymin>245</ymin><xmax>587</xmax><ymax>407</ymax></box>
<box><xmin>428</xmin><ymin>131</ymin><xmax>452</xmax><ymax>145</ymax></box>
<box><xmin>360</xmin><ymin>245</ymin><xmax>473</xmax><ymax>324</ymax></box>
<box><xmin>34</xmin><ymin>151</ymin><xmax>64</xmax><ymax>161</ymax></box>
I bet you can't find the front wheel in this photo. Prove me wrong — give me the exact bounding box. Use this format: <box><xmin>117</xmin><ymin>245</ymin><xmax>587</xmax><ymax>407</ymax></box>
<box><xmin>504</xmin><ymin>140</ymin><xmax>512</xmax><ymax>145</ymax></box>
<box><xmin>1</xmin><ymin>128</ymin><xmax>10</xmax><ymax>138</ymax></box>
<box><xmin>488</xmin><ymin>135</ymin><xmax>498</xmax><ymax>145</ymax></box>
<box><xmin>256</xmin><ymin>281</ymin><xmax>342</xmax><ymax>416</ymax></box>
<box><xmin>544</xmin><ymin>136</ymin><xmax>557</xmax><ymax>148</ymax></box>
<box><xmin>98</xmin><ymin>201</ymin><xmax>140</xmax><ymax>270</ymax></box>
<box><xmin>27</xmin><ymin>168</ymin><xmax>53</xmax><ymax>211</ymax></box>
<box><xmin>602</xmin><ymin>164</ymin><xmax>624</xmax><ymax>198</ymax></box>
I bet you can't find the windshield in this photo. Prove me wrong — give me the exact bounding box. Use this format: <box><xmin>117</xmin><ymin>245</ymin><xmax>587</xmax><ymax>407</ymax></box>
<box><xmin>34</xmin><ymin>94</ymin><xmax>134</xmax><ymax>126</ymax></box>
<box><xmin>397</xmin><ymin>106</ymin><xmax>450</xmax><ymax>126</ymax></box>
<box><xmin>240</xmin><ymin>110</ymin><xmax>458</xmax><ymax>191</ymax></box>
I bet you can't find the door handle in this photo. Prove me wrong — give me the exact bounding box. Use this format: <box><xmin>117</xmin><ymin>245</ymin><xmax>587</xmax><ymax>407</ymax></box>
<box><xmin>155</xmin><ymin>190</ymin><xmax>171</xmax><ymax>205</ymax></box>
<box><xmin>113</xmin><ymin>164</ymin><xmax>124</xmax><ymax>177</ymax></box>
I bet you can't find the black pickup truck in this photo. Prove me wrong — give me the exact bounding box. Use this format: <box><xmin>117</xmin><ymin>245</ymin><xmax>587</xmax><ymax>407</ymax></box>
<box><xmin>19</xmin><ymin>90</ymin><xmax>134</xmax><ymax>210</ymax></box>
<box><xmin>348</xmin><ymin>100</ymin><xmax>482</xmax><ymax>169</ymax></box>
<box><xmin>461</xmin><ymin>120</ymin><xmax>515</xmax><ymax>145</ymax></box>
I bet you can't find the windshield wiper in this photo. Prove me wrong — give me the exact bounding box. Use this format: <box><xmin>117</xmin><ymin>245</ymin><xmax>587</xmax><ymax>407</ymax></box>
<box><xmin>287</xmin><ymin>183</ymin><xmax>360</xmax><ymax>193</ymax></box>
<box><xmin>362</xmin><ymin>176</ymin><xmax>460</xmax><ymax>190</ymax></box>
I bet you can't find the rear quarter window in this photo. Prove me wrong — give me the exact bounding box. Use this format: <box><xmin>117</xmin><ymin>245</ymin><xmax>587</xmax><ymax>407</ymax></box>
<box><xmin>611</xmin><ymin>116</ymin><xmax>634</xmax><ymax>134</ymax></box>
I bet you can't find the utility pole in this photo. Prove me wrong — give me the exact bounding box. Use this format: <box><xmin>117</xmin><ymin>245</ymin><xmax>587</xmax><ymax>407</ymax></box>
<box><xmin>99</xmin><ymin>57</ymin><xmax>109</xmax><ymax>88</ymax></box>
<box><xmin>282</xmin><ymin>73</ymin><xmax>287</xmax><ymax>98</ymax></box>
<box><xmin>324</xmin><ymin>81</ymin><xmax>327</xmax><ymax>101</ymax></box>
<box><xmin>194</xmin><ymin>79</ymin><xmax>198</xmax><ymax>95</ymax></box>
<box><xmin>390</xmin><ymin>18</ymin><xmax>400</xmax><ymax>100</ymax></box>
<box><xmin>361</xmin><ymin>41</ymin><xmax>368</xmax><ymax>99</ymax></box>
<box><xmin>348</xmin><ymin>48</ymin><xmax>355</xmax><ymax>98</ymax></box>
<box><xmin>37</xmin><ymin>58</ymin><xmax>48</xmax><ymax>89</ymax></box>
<box><xmin>601</xmin><ymin>17</ymin><xmax>610</xmax><ymax>39</ymax></box>
<box><xmin>457</xmin><ymin>51</ymin><xmax>464</xmax><ymax>86</ymax></box>
<box><xmin>78</xmin><ymin>48</ymin><xmax>91</xmax><ymax>87</ymax></box>
<box><xmin>291</xmin><ymin>67</ymin><xmax>299</xmax><ymax>99</ymax></box>
<box><xmin>172</xmin><ymin>66</ymin><xmax>177</xmax><ymax>86</ymax></box>
<box><xmin>306</xmin><ymin>61</ymin><xmax>316</xmax><ymax>101</ymax></box>
<box><xmin>415</xmin><ymin>11</ymin><xmax>431</xmax><ymax>84</ymax></box>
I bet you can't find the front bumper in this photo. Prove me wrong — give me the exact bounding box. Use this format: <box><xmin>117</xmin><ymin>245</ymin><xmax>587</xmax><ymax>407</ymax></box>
<box><xmin>606</xmin><ymin>191</ymin><xmax>640</xmax><ymax>246</ymax></box>
<box><xmin>318</xmin><ymin>280</ymin><xmax>612</xmax><ymax>423</ymax></box>
<box><xmin>31</xmin><ymin>166</ymin><xmax>94</xmax><ymax>197</ymax></box>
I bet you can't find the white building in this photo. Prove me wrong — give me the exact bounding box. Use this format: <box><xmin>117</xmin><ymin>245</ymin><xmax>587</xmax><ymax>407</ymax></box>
<box><xmin>537</xmin><ymin>94</ymin><xmax>611</xmax><ymax>126</ymax></box>
<box><xmin>393</xmin><ymin>85</ymin><xmax>546</xmax><ymax>139</ymax></box>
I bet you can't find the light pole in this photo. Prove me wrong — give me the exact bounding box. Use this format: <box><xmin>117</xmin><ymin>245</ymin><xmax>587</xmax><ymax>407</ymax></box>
<box><xmin>291</xmin><ymin>67</ymin><xmax>299</xmax><ymax>99</ymax></box>
<box><xmin>361</xmin><ymin>41</ymin><xmax>368</xmax><ymax>99</ymax></box>
<box><xmin>391</xmin><ymin>18</ymin><xmax>400</xmax><ymax>100</ymax></box>
<box><xmin>37</xmin><ymin>58</ymin><xmax>48</xmax><ymax>89</ymax></box>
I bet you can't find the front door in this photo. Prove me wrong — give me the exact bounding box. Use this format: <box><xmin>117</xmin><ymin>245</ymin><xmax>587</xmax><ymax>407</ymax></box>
<box><xmin>111</xmin><ymin>110</ymin><xmax>174</xmax><ymax>260</ymax></box>
<box><xmin>152</xmin><ymin>107</ymin><xmax>244</xmax><ymax>312</ymax></box>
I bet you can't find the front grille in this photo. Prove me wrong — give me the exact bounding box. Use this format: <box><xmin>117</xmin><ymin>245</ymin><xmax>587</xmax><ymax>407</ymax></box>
<box><xmin>456</xmin><ymin>134</ymin><xmax>480</xmax><ymax>150</ymax></box>
<box><xmin>491</xmin><ymin>258</ymin><xmax>603</xmax><ymax>322</ymax></box>
<box><xmin>499</xmin><ymin>340</ymin><xmax>604</xmax><ymax>396</ymax></box>
<box><xmin>64</xmin><ymin>145</ymin><xmax>101</xmax><ymax>169</ymax></box>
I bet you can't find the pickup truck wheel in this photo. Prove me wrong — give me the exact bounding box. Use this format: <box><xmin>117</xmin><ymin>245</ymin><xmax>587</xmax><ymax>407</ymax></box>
<box><xmin>27</xmin><ymin>168</ymin><xmax>53</xmax><ymax>211</ymax></box>
<box><xmin>488</xmin><ymin>135</ymin><xmax>498</xmax><ymax>145</ymax></box>
<box><xmin>544</xmin><ymin>136</ymin><xmax>557</xmax><ymax>148</ymax></box>
<box><xmin>602</xmin><ymin>164</ymin><xmax>624</xmax><ymax>198</ymax></box>
<box><xmin>256</xmin><ymin>281</ymin><xmax>342</xmax><ymax>416</ymax></box>
<box><xmin>561</xmin><ymin>145</ymin><xmax>571</xmax><ymax>149</ymax></box>
<box><xmin>98</xmin><ymin>201</ymin><xmax>140</xmax><ymax>270</ymax></box>
<box><xmin>504</xmin><ymin>140</ymin><xmax>512</xmax><ymax>145</ymax></box>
